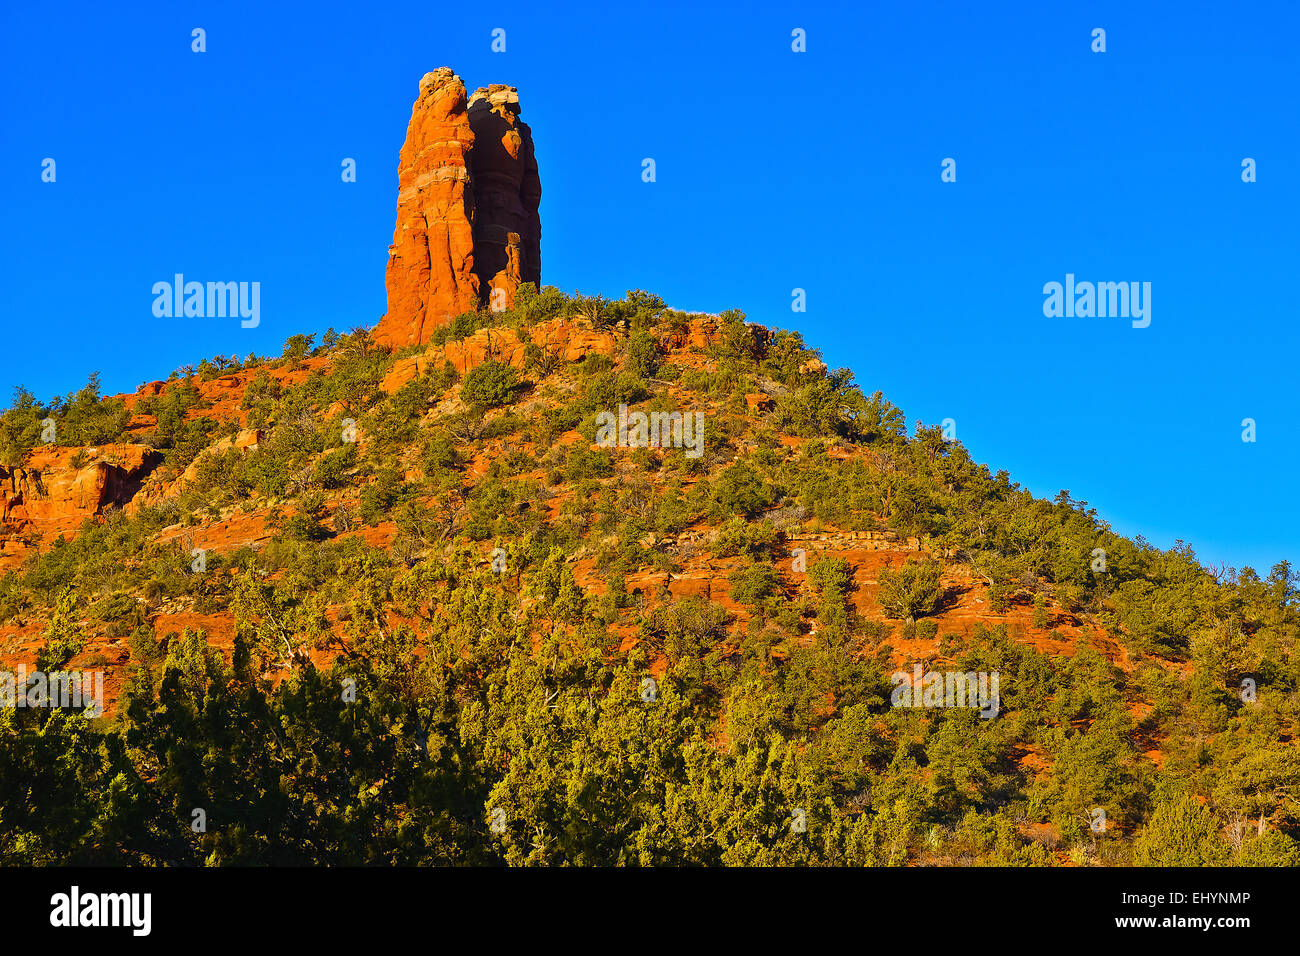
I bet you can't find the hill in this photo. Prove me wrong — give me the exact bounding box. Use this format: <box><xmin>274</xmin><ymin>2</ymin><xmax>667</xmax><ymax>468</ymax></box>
<box><xmin>1</xmin><ymin>296</ymin><xmax>1296</xmax><ymax>865</ymax></box>
<box><xmin>0</xmin><ymin>69</ymin><xmax>1295</xmax><ymax>867</ymax></box>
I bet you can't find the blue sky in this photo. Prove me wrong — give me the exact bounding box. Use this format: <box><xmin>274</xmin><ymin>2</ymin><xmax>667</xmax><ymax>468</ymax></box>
<box><xmin>1</xmin><ymin>0</ymin><xmax>1296</xmax><ymax>574</ymax></box>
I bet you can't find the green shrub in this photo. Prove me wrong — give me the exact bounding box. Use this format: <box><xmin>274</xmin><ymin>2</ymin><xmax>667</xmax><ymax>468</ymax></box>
<box><xmin>712</xmin><ymin>517</ymin><xmax>779</xmax><ymax>560</ymax></box>
<box><xmin>1032</xmin><ymin>593</ymin><xmax>1049</xmax><ymax>628</ymax></box>
<box><xmin>312</xmin><ymin>445</ymin><xmax>356</xmax><ymax>489</ymax></box>
<box><xmin>711</xmin><ymin>462</ymin><xmax>774</xmax><ymax>518</ymax></box>
<box><xmin>728</xmin><ymin>563</ymin><xmax>780</xmax><ymax>607</ymax></box>
<box><xmin>422</xmin><ymin>433</ymin><xmax>461</xmax><ymax>473</ymax></box>
<box><xmin>641</xmin><ymin>598</ymin><xmax>730</xmax><ymax>669</ymax></box>
<box><xmin>1132</xmin><ymin>790</ymin><xmax>1230</xmax><ymax>866</ymax></box>
<box><xmin>625</xmin><ymin>331</ymin><xmax>662</xmax><ymax>378</ymax></box>
<box><xmin>461</xmin><ymin>360</ymin><xmax>521</xmax><ymax>408</ymax></box>
<box><xmin>34</xmin><ymin>592</ymin><xmax>85</xmax><ymax>671</ymax></box>
<box><xmin>877</xmin><ymin>559</ymin><xmax>944</xmax><ymax>622</ymax></box>
<box><xmin>359</xmin><ymin>469</ymin><xmax>413</xmax><ymax>525</ymax></box>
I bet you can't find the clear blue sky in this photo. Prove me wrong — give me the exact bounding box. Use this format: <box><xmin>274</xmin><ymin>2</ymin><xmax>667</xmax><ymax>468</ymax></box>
<box><xmin>1</xmin><ymin>1</ymin><xmax>1296</xmax><ymax>574</ymax></box>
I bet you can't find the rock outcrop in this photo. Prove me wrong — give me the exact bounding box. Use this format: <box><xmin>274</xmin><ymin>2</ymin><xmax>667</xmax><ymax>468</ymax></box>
<box><xmin>467</xmin><ymin>85</ymin><xmax>541</xmax><ymax>312</ymax></box>
<box><xmin>376</xmin><ymin>68</ymin><xmax>481</xmax><ymax>350</ymax></box>
<box><xmin>374</xmin><ymin>69</ymin><xmax>542</xmax><ymax>350</ymax></box>
<box><xmin>0</xmin><ymin>445</ymin><xmax>159</xmax><ymax>551</ymax></box>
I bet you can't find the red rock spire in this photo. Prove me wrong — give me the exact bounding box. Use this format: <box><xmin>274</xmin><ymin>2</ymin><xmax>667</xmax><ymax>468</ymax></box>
<box><xmin>375</xmin><ymin>69</ymin><xmax>542</xmax><ymax>349</ymax></box>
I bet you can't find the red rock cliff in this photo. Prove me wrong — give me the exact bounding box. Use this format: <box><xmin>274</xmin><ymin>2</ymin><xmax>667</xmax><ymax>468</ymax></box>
<box><xmin>468</xmin><ymin>85</ymin><xmax>542</xmax><ymax>312</ymax></box>
<box><xmin>374</xmin><ymin>69</ymin><xmax>542</xmax><ymax>350</ymax></box>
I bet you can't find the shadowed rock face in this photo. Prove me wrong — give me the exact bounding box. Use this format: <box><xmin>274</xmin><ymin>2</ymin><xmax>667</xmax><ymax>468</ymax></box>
<box><xmin>375</xmin><ymin>69</ymin><xmax>541</xmax><ymax>349</ymax></box>
<box><xmin>468</xmin><ymin>85</ymin><xmax>541</xmax><ymax>310</ymax></box>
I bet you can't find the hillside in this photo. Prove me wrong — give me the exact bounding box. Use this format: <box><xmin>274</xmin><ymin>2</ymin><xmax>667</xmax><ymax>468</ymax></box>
<box><xmin>0</xmin><ymin>67</ymin><xmax>1296</xmax><ymax>867</ymax></box>
<box><xmin>0</xmin><ymin>294</ymin><xmax>1296</xmax><ymax>866</ymax></box>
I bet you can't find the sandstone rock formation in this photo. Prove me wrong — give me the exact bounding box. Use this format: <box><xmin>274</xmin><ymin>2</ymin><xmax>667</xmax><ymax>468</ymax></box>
<box><xmin>467</xmin><ymin>85</ymin><xmax>541</xmax><ymax>312</ymax></box>
<box><xmin>0</xmin><ymin>444</ymin><xmax>159</xmax><ymax>550</ymax></box>
<box><xmin>376</xmin><ymin>68</ymin><xmax>480</xmax><ymax>350</ymax></box>
<box><xmin>374</xmin><ymin>69</ymin><xmax>542</xmax><ymax>350</ymax></box>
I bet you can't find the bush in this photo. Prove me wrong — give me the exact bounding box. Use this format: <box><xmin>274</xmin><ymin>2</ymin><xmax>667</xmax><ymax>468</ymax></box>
<box><xmin>281</xmin><ymin>334</ymin><xmax>315</xmax><ymax>368</ymax></box>
<box><xmin>581</xmin><ymin>368</ymin><xmax>648</xmax><ymax>413</ymax></box>
<box><xmin>1032</xmin><ymin>593</ymin><xmax>1048</xmax><ymax>628</ymax></box>
<box><xmin>641</xmin><ymin>598</ymin><xmax>730</xmax><ymax>668</ymax></box>
<box><xmin>711</xmin><ymin>462</ymin><xmax>774</xmax><ymax>518</ymax></box>
<box><xmin>359</xmin><ymin>469</ymin><xmax>413</xmax><ymax>526</ymax></box>
<box><xmin>460</xmin><ymin>360</ymin><xmax>521</xmax><ymax>408</ymax></box>
<box><xmin>774</xmin><ymin>379</ymin><xmax>850</xmax><ymax>439</ymax></box>
<box><xmin>728</xmin><ymin>563</ymin><xmax>779</xmax><ymax>607</ymax></box>
<box><xmin>312</xmin><ymin>445</ymin><xmax>356</xmax><ymax>489</ymax></box>
<box><xmin>34</xmin><ymin>592</ymin><xmax>85</xmax><ymax>671</ymax></box>
<box><xmin>877</xmin><ymin>559</ymin><xmax>944</xmax><ymax>622</ymax></box>
<box><xmin>987</xmin><ymin>580</ymin><xmax>1013</xmax><ymax>613</ymax></box>
<box><xmin>283</xmin><ymin>491</ymin><xmax>330</xmax><ymax>542</ymax></box>
<box><xmin>625</xmin><ymin>331</ymin><xmax>662</xmax><ymax>379</ymax></box>
<box><xmin>901</xmin><ymin>618</ymin><xmax>939</xmax><ymax>641</ymax></box>
<box><xmin>1131</xmin><ymin>791</ymin><xmax>1229</xmax><ymax>866</ymax></box>
<box><xmin>711</xmin><ymin>517</ymin><xmax>778</xmax><ymax>560</ymax></box>
<box><xmin>422</xmin><ymin>433</ymin><xmax>460</xmax><ymax>473</ymax></box>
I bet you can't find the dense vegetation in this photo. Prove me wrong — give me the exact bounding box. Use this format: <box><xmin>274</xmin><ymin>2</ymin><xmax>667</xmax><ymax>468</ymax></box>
<box><xmin>0</xmin><ymin>287</ymin><xmax>1296</xmax><ymax>866</ymax></box>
